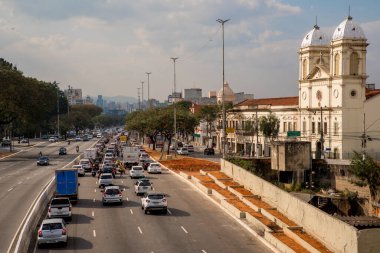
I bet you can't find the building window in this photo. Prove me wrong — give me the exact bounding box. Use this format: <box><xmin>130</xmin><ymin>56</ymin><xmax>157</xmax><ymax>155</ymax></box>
<box><xmin>350</xmin><ymin>52</ymin><xmax>359</xmax><ymax>76</ymax></box>
<box><xmin>288</xmin><ymin>122</ymin><xmax>292</xmax><ymax>131</ymax></box>
<box><xmin>293</xmin><ymin>122</ymin><xmax>297</xmax><ymax>131</ymax></box>
<box><xmin>334</xmin><ymin>53</ymin><xmax>340</xmax><ymax>76</ymax></box>
<box><xmin>324</xmin><ymin>122</ymin><xmax>327</xmax><ymax>134</ymax></box>
<box><xmin>283</xmin><ymin>122</ymin><xmax>287</xmax><ymax>133</ymax></box>
<box><xmin>312</xmin><ymin>122</ymin><xmax>315</xmax><ymax>134</ymax></box>
<box><xmin>334</xmin><ymin>122</ymin><xmax>339</xmax><ymax>135</ymax></box>
<box><xmin>302</xmin><ymin>121</ymin><xmax>306</xmax><ymax>134</ymax></box>
<box><xmin>241</xmin><ymin>120</ymin><xmax>245</xmax><ymax>130</ymax></box>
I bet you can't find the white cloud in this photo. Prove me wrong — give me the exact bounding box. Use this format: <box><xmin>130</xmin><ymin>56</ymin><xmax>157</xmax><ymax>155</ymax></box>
<box><xmin>265</xmin><ymin>0</ymin><xmax>301</xmax><ymax>14</ymax></box>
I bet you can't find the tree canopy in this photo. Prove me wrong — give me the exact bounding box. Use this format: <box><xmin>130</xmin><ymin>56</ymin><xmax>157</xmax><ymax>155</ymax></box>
<box><xmin>259</xmin><ymin>113</ymin><xmax>280</xmax><ymax>141</ymax></box>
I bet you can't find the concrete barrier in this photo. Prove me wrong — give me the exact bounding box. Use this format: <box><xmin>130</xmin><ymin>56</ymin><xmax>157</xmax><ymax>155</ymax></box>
<box><xmin>264</xmin><ymin>231</ymin><xmax>297</xmax><ymax>253</ymax></box>
<box><xmin>221</xmin><ymin>199</ymin><xmax>246</xmax><ymax>219</ymax></box>
<box><xmin>261</xmin><ymin>208</ymin><xmax>289</xmax><ymax>229</ymax></box>
<box><xmin>194</xmin><ymin>181</ymin><xmax>212</xmax><ymax>195</ymax></box>
<box><xmin>211</xmin><ymin>188</ymin><xmax>228</xmax><ymax>202</ymax></box>
<box><xmin>241</xmin><ymin>197</ymin><xmax>261</xmax><ymax>212</ymax></box>
<box><xmin>246</xmin><ymin>212</ymin><xmax>273</xmax><ymax>235</ymax></box>
<box><xmin>179</xmin><ymin>171</ymin><xmax>191</xmax><ymax>180</ymax></box>
<box><xmin>284</xmin><ymin>227</ymin><xmax>320</xmax><ymax>253</ymax></box>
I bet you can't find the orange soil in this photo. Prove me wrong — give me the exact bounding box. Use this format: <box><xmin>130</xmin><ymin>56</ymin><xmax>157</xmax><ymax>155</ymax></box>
<box><xmin>266</xmin><ymin>209</ymin><xmax>298</xmax><ymax>227</ymax></box>
<box><xmin>227</xmin><ymin>198</ymin><xmax>253</xmax><ymax>212</ymax></box>
<box><xmin>245</xmin><ymin>196</ymin><xmax>273</xmax><ymax>209</ymax></box>
<box><xmin>272</xmin><ymin>232</ymin><xmax>310</xmax><ymax>253</ymax></box>
<box><xmin>208</xmin><ymin>171</ymin><xmax>230</xmax><ymax>179</ymax></box>
<box><xmin>234</xmin><ymin>187</ymin><xmax>254</xmax><ymax>196</ymax></box>
<box><xmin>0</xmin><ymin>152</ymin><xmax>14</xmax><ymax>158</ymax></box>
<box><xmin>192</xmin><ymin>173</ymin><xmax>214</xmax><ymax>183</ymax></box>
<box><xmin>247</xmin><ymin>209</ymin><xmax>280</xmax><ymax>230</ymax></box>
<box><xmin>222</xmin><ymin>180</ymin><xmax>241</xmax><ymax>187</ymax></box>
<box><xmin>293</xmin><ymin>230</ymin><xmax>332</xmax><ymax>253</ymax></box>
<box><xmin>202</xmin><ymin>182</ymin><xmax>237</xmax><ymax>199</ymax></box>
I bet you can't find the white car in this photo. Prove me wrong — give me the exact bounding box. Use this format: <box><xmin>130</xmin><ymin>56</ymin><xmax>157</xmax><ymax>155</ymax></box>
<box><xmin>102</xmin><ymin>186</ymin><xmax>123</xmax><ymax>205</ymax></box>
<box><xmin>48</xmin><ymin>137</ymin><xmax>56</xmax><ymax>142</ymax></box>
<box><xmin>79</xmin><ymin>158</ymin><xmax>92</xmax><ymax>172</ymax></box>
<box><xmin>147</xmin><ymin>163</ymin><xmax>162</xmax><ymax>174</ymax></box>
<box><xmin>97</xmin><ymin>133</ymin><xmax>102</xmax><ymax>138</ymax></box>
<box><xmin>134</xmin><ymin>180</ymin><xmax>153</xmax><ymax>195</ymax></box>
<box><xmin>98</xmin><ymin>173</ymin><xmax>113</xmax><ymax>188</ymax></box>
<box><xmin>130</xmin><ymin>166</ymin><xmax>145</xmax><ymax>179</ymax></box>
<box><xmin>37</xmin><ymin>218</ymin><xmax>68</xmax><ymax>247</ymax></box>
<box><xmin>177</xmin><ymin>147</ymin><xmax>189</xmax><ymax>155</ymax></box>
<box><xmin>141</xmin><ymin>192</ymin><xmax>167</xmax><ymax>214</ymax></box>
<box><xmin>48</xmin><ymin>198</ymin><xmax>72</xmax><ymax>220</ymax></box>
<box><xmin>73</xmin><ymin>165</ymin><xmax>85</xmax><ymax>176</ymax></box>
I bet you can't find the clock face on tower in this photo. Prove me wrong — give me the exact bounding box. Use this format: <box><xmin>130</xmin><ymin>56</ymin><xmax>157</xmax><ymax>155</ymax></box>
<box><xmin>316</xmin><ymin>90</ymin><xmax>322</xmax><ymax>101</ymax></box>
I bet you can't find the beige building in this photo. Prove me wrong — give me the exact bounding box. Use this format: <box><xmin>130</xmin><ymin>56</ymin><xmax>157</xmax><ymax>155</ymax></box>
<box><xmin>217</xmin><ymin>15</ymin><xmax>380</xmax><ymax>159</ymax></box>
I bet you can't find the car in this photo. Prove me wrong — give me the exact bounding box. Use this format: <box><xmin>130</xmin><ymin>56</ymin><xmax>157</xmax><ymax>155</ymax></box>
<box><xmin>37</xmin><ymin>218</ymin><xmax>68</xmax><ymax>247</ymax></box>
<box><xmin>102</xmin><ymin>186</ymin><xmax>123</xmax><ymax>205</ymax></box>
<box><xmin>79</xmin><ymin>158</ymin><xmax>92</xmax><ymax>172</ymax></box>
<box><xmin>59</xmin><ymin>147</ymin><xmax>67</xmax><ymax>155</ymax></box>
<box><xmin>37</xmin><ymin>156</ymin><xmax>50</xmax><ymax>166</ymax></box>
<box><xmin>204</xmin><ymin>147</ymin><xmax>215</xmax><ymax>155</ymax></box>
<box><xmin>98</xmin><ymin>173</ymin><xmax>113</xmax><ymax>188</ymax></box>
<box><xmin>72</xmin><ymin>164</ymin><xmax>85</xmax><ymax>176</ymax></box>
<box><xmin>186</xmin><ymin>144</ymin><xmax>194</xmax><ymax>152</ymax></box>
<box><xmin>177</xmin><ymin>147</ymin><xmax>189</xmax><ymax>155</ymax></box>
<box><xmin>104</xmin><ymin>152</ymin><xmax>114</xmax><ymax>159</ymax></box>
<box><xmin>20</xmin><ymin>138</ymin><xmax>28</xmax><ymax>143</ymax></box>
<box><xmin>48</xmin><ymin>198</ymin><xmax>72</xmax><ymax>220</ymax></box>
<box><xmin>141</xmin><ymin>192</ymin><xmax>167</xmax><ymax>214</ymax></box>
<box><xmin>1</xmin><ymin>139</ymin><xmax>11</xmax><ymax>147</ymax></box>
<box><xmin>142</xmin><ymin>159</ymin><xmax>154</xmax><ymax>170</ymax></box>
<box><xmin>82</xmin><ymin>135</ymin><xmax>89</xmax><ymax>141</ymax></box>
<box><xmin>97</xmin><ymin>133</ymin><xmax>102</xmax><ymax>138</ymax></box>
<box><xmin>75</xmin><ymin>136</ymin><xmax>82</xmax><ymax>141</ymax></box>
<box><xmin>147</xmin><ymin>163</ymin><xmax>162</xmax><ymax>174</ymax></box>
<box><xmin>130</xmin><ymin>166</ymin><xmax>145</xmax><ymax>179</ymax></box>
<box><xmin>48</xmin><ymin>137</ymin><xmax>56</xmax><ymax>142</ymax></box>
<box><xmin>135</xmin><ymin>180</ymin><xmax>153</xmax><ymax>195</ymax></box>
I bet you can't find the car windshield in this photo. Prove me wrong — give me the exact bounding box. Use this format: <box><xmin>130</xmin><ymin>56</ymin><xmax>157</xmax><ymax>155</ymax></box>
<box><xmin>51</xmin><ymin>198</ymin><xmax>70</xmax><ymax>205</ymax></box>
<box><xmin>101</xmin><ymin>175</ymin><xmax>112</xmax><ymax>179</ymax></box>
<box><xmin>105</xmin><ymin>189</ymin><xmax>120</xmax><ymax>195</ymax></box>
<box><xmin>42</xmin><ymin>223</ymin><xmax>63</xmax><ymax>230</ymax></box>
<box><xmin>139</xmin><ymin>181</ymin><xmax>151</xmax><ymax>186</ymax></box>
<box><xmin>39</xmin><ymin>156</ymin><xmax>48</xmax><ymax>160</ymax></box>
<box><xmin>148</xmin><ymin>194</ymin><xmax>164</xmax><ymax>200</ymax></box>
<box><xmin>133</xmin><ymin>167</ymin><xmax>143</xmax><ymax>170</ymax></box>
<box><xmin>151</xmin><ymin>163</ymin><xmax>160</xmax><ymax>167</ymax></box>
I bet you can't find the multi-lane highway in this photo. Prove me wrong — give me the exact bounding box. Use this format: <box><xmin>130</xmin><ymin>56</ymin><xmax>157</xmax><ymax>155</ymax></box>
<box><xmin>0</xmin><ymin>139</ymin><xmax>97</xmax><ymax>253</ymax></box>
<box><xmin>34</xmin><ymin>156</ymin><xmax>272</xmax><ymax>253</ymax></box>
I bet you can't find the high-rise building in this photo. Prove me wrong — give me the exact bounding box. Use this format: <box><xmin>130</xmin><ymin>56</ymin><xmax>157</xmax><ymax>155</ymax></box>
<box><xmin>183</xmin><ymin>88</ymin><xmax>202</xmax><ymax>101</ymax></box>
<box><xmin>64</xmin><ymin>86</ymin><xmax>82</xmax><ymax>105</ymax></box>
<box><xmin>96</xmin><ymin>95</ymin><xmax>104</xmax><ymax>108</ymax></box>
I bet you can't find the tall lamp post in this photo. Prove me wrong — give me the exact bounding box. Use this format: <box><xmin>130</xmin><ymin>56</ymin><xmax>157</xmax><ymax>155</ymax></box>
<box><xmin>171</xmin><ymin>57</ymin><xmax>178</xmax><ymax>155</ymax></box>
<box><xmin>137</xmin><ymin>87</ymin><xmax>141</xmax><ymax>110</ymax></box>
<box><xmin>141</xmin><ymin>81</ymin><xmax>144</xmax><ymax>110</ymax></box>
<box><xmin>217</xmin><ymin>18</ymin><xmax>229</xmax><ymax>158</ymax></box>
<box><xmin>146</xmin><ymin>72</ymin><xmax>151</xmax><ymax>108</ymax></box>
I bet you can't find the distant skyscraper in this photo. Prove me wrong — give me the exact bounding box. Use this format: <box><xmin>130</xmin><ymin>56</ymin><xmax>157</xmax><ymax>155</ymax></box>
<box><xmin>96</xmin><ymin>95</ymin><xmax>104</xmax><ymax>108</ymax></box>
<box><xmin>183</xmin><ymin>88</ymin><xmax>202</xmax><ymax>101</ymax></box>
<box><xmin>64</xmin><ymin>86</ymin><xmax>83</xmax><ymax>105</ymax></box>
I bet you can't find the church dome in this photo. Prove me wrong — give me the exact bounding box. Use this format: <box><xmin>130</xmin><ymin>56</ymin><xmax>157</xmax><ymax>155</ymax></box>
<box><xmin>217</xmin><ymin>82</ymin><xmax>235</xmax><ymax>104</ymax></box>
<box><xmin>301</xmin><ymin>25</ymin><xmax>329</xmax><ymax>48</ymax></box>
<box><xmin>332</xmin><ymin>16</ymin><xmax>366</xmax><ymax>41</ymax></box>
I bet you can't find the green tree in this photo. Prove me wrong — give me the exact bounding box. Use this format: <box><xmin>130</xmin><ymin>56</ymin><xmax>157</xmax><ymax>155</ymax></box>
<box><xmin>196</xmin><ymin>105</ymin><xmax>219</xmax><ymax>144</ymax></box>
<box><xmin>259</xmin><ymin>113</ymin><xmax>280</xmax><ymax>141</ymax></box>
<box><xmin>350</xmin><ymin>151</ymin><xmax>380</xmax><ymax>203</ymax></box>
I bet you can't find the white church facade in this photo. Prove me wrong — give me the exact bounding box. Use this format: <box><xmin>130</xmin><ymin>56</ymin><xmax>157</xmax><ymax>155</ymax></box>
<box><xmin>217</xmin><ymin>15</ymin><xmax>380</xmax><ymax>160</ymax></box>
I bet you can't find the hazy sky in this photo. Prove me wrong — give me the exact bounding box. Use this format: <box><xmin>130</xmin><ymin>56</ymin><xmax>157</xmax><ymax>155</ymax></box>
<box><xmin>1</xmin><ymin>0</ymin><xmax>379</xmax><ymax>101</ymax></box>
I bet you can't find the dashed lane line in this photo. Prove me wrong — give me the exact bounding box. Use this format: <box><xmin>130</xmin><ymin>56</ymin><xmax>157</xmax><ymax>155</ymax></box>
<box><xmin>93</xmin><ymin>198</ymin><xmax>96</xmax><ymax>203</ymax></box>
<box><xmin>167</xmin><ymin>209</ymin><xmax>172</xmax><ymax>215</ymax></box>
<box><xmin>92</xmin><ymin>211</ymin><xmax>95</xmax><ymax>217</ymax></box>
<box><xmin>93</xmin><ymin>230</ymin><xmax>96</xmax><ymax>237</ymax></box>
<box><xmin>138</xmin><ymin>226</ymin><xmax>143</xmax><ymax>234</ymax></box>
<box><xmin>202</xmin><ymin>250</ymin><xmax>207</xmax><ymax>253</ymax></box>
<box><xmin>181</xmin><ymin>226</ymin><xmax>188</xmax><ymax>234</ymax></box>
<box><xmin>8</xmin><ymin>187</ymin><xmax>13</xmax><ymax>192</ymax></box>
<box><xmin>130</xmin><ymin>209</ymin><xmax>133</xmax><ymax>215</ymax></box>
<box><xmin>94</xmin><ymin>189</ymin><xmax>97</xmax><ymax>193</ymax></box>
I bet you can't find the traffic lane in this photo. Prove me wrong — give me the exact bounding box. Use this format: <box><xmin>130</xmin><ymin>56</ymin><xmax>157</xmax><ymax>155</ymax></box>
<box><xmin>188</xmin><ymin>150</ymin><xmax>221</xmax><ymax>163</ymax></box>
<box><xmin>138</xmin><ymin>171</ymin><xmax>272</xmax><ymax>253</ymax></box>
<box><xmin>0</xmin><ymin>140</ymin><xmax>97</xmax><ymax>253</ymax></box>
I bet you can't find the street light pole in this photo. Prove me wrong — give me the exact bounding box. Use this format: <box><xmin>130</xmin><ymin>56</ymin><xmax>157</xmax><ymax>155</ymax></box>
<box><xmin>146</xmin><ymin>72</ymin><xmax>152</xmax><ymax>108</ymax></box>
<box><xmin>137</xmin><ymin>87</ymin><xmax>141</xmax><ymax>110</ymax></box>
<box><xmin>171</xmin><ymin>57</ymin><xmax>178</xmax><ymax>155</ymax></box>
<box><xmin>217</xmin><ymin>18</ymin><xmax>229</xmax><ymax>159</ymax></box>
<box><xmin>141</xmin><ymin>81</ymin><xmax>144</xmax><ymax>110</ymax></box>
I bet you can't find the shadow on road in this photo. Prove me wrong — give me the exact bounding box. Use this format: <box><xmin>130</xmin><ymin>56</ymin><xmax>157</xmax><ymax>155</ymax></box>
<box><xmin>168</xmin><ymin>207</ymin><xmax>191</xmax><ymax>217</ymax></box>
<box><xmin>37</xmin><ymin>236</ymin><xmax>93</xmax><ymax>251</ymax></box>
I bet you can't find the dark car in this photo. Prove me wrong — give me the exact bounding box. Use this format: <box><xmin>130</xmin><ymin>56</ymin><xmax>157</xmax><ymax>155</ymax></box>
<box><xmin>142</xmin><ymin>159</ymin><xmax>154</xmax><ymax>170</ymax></box>
<box><xmin>1</xmin><ymin>139</ymin><xmax>11</xmax><ymax>147</ymax></box>
<box><xmin>37</xmin><ymin>156</ymin><xmax>50</xmax><ymax>166</ymax></box>
<box><xmin>59</xmin><ymin>147</ymin><xmax>67</xmax><ymax>155</ymax></box>
<box><xmin>204</xmin><ymin>148</ymin><xmax>215</xmax><ymax>155</ymax></box>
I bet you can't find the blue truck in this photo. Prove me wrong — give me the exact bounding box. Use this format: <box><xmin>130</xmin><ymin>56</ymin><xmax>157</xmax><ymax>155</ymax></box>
<box><xmin>55</xmin><ymin>168</ymin><xmax>79</xmax><ymax>201</ymax></box>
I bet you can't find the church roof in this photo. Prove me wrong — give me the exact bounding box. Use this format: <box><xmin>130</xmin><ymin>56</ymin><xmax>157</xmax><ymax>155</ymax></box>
<box><xmin>332</xmin><ymin>16</ymin><xmax>366</xmax><ymax>41</ymax></box>
<box><xmin>301</xmin><ymin>25</ymin><xmax>330</xmax><ymax>48</ymax></box>
<box><xmin>235</xmin><ymin>96</ymin><xmax>299</xmax><ymax>107</ymax></box>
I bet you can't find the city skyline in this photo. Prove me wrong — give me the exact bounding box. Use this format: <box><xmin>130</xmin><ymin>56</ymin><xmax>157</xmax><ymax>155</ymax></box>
<box><xmin>1</xmin><ymin>0</ymin><xmax>379</xmax><ymax>101</ymax></box>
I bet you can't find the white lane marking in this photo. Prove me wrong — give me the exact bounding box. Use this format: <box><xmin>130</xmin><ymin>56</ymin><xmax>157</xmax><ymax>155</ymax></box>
<box><xmin>121</xmin><ymin>180</ymin><xmax>124</xmax><ymax>183</ymax></box>
<box><xmin>26</xmin><ymin>177</ymin><xmax>30</xmax><ymax>180</ymax></box>
<box><xmin>94</xmin><ymin>189</ymin><xmax>97</xmax><ymax>193</ymax></box>
<box><xmin>8</xmin><ymin>187</ymin><xmax>13</xmax><ymax>192</ymax></box>
<box><xmin>123</xmin><ymin>187</ymin><xmax>126</xmax><ymax>191</ymax></box>
<box><xmin>138</xmin><ymin>226</ymin><xmax>143</xmax><ymax>234</ymax></box>
<box><xmin>18</xmin><ymin>181</ymin><xmax>22</xmax><ymax>184</ymax></box>
<box><xmin>92</xmin><ymin>211</ymin><xmax>95</xmax><ymax>217</ymax></box>
<box><xmin>181</xmin><ymin>226</ymin><xmax>188</xmax><ymax>234</ymax></box>
<box><xmin>126</xmin><ymin>197</ymin><xmax>129</xmax><ymax>201</ymax></box>
<box><xmin>202</xmin><ymin>250</ymin><xmax>207</xmax><ymax>253</ymax></box>
<box><xmin>93</xmin><ymin>230</ymin><xmax>96</xmax><ymax>237</ymax></box>
<box><xmin>130</xmin><ymin>209</ymin><xmax>133</xmax><ymax>215</ymax></box>
<box><xmin>93</xmin><ymin>198</ymin><xmax>96</xmax><ymax>203</ymax></box>
<box><xmin>167</xmin><ymin>209</ymin><xmax>172</xmax><ymax>215</ymax></box>
<box><xmin>96</xmin><ymin>181</ymin><xmax>98</xmax><ymax>184</ymax></box>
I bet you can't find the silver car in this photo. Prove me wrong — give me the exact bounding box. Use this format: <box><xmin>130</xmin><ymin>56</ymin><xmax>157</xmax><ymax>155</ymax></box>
<box><xmin>98</xmin><ymin>173</ymin><xmax>113</xmax><ymax>188</ymax></box>
<box><xmin>37</xmin><ymin>218</ymin><xmax>68</xmax><ymax>247</ymax></box>
<box><xmin>130</xmin><ymin>166</ymin><xmax>145</xmax><ymax>179</ymax></box>
<box><xmin>48</xmin><ymin>198</ymin><xmax>72</xmax><ymax>221</ymax></box>
<box><xmin>102</xmin><ymin>186</ymin><xmax>123</xmax><ymax>205</ymax></box>
<box><xmin>141</xmin><ymin>192</ymin><xmax>168</xmax><ymax>214</ymax></box>
<box><xmin>134</xmin><ymin>180</ymin><xmax>153</xmax><ymax>195</ymax></box>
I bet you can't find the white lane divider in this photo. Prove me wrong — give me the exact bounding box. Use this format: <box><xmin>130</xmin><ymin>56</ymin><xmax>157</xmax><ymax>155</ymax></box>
<box><xmin>121</xmin><ymin>180</ymin><xmax>124</xmax><ymax>183</ymax></box>
<box><xmin>92</xmin><ymin>211</ymin><xmax>95</xmax><ymax>217</ymax></box>
<box><xmin>138</xmin><ymin>226</ymin><xmax>143</xmax><ymax>234</ymax></box>
<box><xmin>126</xmin><ymin>197</ymin><xmax>129</xmax><ymax>201</ymax></box>
<box><xmin>93</xmin><ymin>230</ymin><xmax>97</xmax><ymax>237</ymax></box>
<box><xmin>202</xmin><ymin>250</ymin><xmax>207</xmax><ymax>253</ymax></box>
<box><xmin>181</xmin><ymin>226</ymin><xmax>188</xmax><ymax>234</ymax></box>
<box><xmin>8</xmin><ymin>187</ymin><xmax>13</xmax><ymax>192</ymax></box>
<box><xmin>130</xmin><ymin>209</ymin><xmax>133</xmax><ymax>215</ymax></box>
<box><xmin>167</xmin><ymin>209</ymin><xmax>172</xmax><ymax>215</ymax></box>
<box><xmin>123</xmin><ymin>187</ymin><xmax>126</xmax><ymax>191</ymax></box>
<box><xmin>18</xmin><ymin>181</ymin><xmax>22</xmax><ymax>185</ymax></box>
<box><xmin>94</xmin><ymin>189</ymin><xmax>97</xmax><ymax>193</ymax></box>
<box><xmin>96</xmin><ymin>181</ymin><xmax>98</xmax><ymax>185</ymax></box>
<box><xmin>26</xmin><ymin>177</ymin><xmax>30</xmax><ymax>180</ymax></box>
<box><xmin>93</xmin><ymin>198</ymin><xmax>96</xmax><ymax>203</ymax></box>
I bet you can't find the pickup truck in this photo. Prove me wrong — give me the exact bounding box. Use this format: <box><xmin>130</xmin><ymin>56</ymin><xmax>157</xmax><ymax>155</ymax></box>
<box><xmin>48</xmin><ymin>197</ymin><xmax>72</xmax><ymax>221</ymax></box>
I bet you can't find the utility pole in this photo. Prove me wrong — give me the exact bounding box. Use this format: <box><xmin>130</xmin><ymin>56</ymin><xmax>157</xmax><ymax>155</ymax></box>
<box><xmin>255</xmin><ymin>107</ymin><xmax>259</xmax><ymax>157</ymax></box>
<box><xmin>141</xmin><ymin>81</ymin><xmax>144</xmax><ymax>110</ymax></box>
<box><xmin>146</xmin><ymin>72</ymin><xmax>151</xmax><ymax>108</ymax></box>
<box><xmin>57</xmin><ymin>87</ymin><xmax>60</xmax><ymax>138</ymax></box>
<box><xmin>171</xmin><ymin>57</ymin><xmax>178</xmax><ymax>156</ymax></box>
<box><xmin>320</xmin><ymin>106</ymin><xmax>324</xmax><ymax>159</ymax></box>
<box><xmin>217</xmin><ymin>18</ymin><xmax>230</xmax><ymax>158</ymax></box>
<box><xmin>137</xmin><ymin>87</ymin><xmax>141</xmax><ymax>110</ymax></box>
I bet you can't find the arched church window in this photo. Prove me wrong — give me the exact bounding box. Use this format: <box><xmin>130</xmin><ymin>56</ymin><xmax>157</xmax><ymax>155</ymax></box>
<box><xmin>334</xmin><ymin>53</ymin><xmax>340</xmax><ymax>76</ymax></box>
<box><xmin>350</xmin><ymin>52</ymin><xmax>359</xmax><ymax>76</ymax></box>
<box><xmin>302</xmin><ymin>59</ymin><xmax>307</xmax><ymax>79</ymax></box>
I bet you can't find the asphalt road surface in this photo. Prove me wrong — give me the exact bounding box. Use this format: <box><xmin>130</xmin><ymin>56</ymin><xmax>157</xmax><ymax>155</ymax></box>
<box><xmin>34</xmin><ymin>164</ymin><xmax>272</xmax><ymax>252</ymax></box>
<box><xmin>0</xmin><ymin>139</ymin><xmax>97</xmax><ymax>253</ymax></box>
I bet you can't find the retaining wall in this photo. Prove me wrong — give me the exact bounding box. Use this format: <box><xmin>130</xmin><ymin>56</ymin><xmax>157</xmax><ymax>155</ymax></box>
<box><xmin>221</xmin><ymin>159</ymin><xmax>371</xmax><ymax>253</ymax></box>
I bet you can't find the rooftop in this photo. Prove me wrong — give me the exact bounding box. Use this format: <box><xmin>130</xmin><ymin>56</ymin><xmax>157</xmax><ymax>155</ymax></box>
<box><xmin>235</xmin><ymin>96</ymin><xmax>299</xmax><ymax>107</ymax></box>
